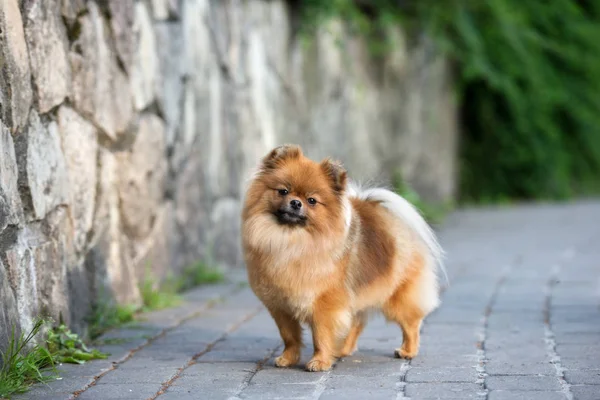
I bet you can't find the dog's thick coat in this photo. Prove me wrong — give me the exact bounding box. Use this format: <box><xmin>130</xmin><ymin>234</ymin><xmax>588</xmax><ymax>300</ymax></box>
<box><xmin>241</xmin><ymin>145</ymin><xmax>444</xmax><ymax>371</ymax></box>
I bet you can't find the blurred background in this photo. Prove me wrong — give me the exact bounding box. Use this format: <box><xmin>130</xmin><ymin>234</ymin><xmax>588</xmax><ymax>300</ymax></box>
<box><xmin>1</xmin><ymin>0</ymin><xmax>599</xmax><ymax>346</ymax></box>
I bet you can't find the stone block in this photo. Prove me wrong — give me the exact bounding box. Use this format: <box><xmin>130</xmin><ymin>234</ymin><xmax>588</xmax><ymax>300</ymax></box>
<box><xmin>0</xmin><ymin>259</ymin><xmax>20</xmax><ymax>356</ymax></box>
<box><xmin>0</xmin><ymin>122</ymin><xmax>23</xmax><ymax>231</ymax></box>
<box><xmin>57</xmin><ymin>106</ymin><xmax>98</xmax><ymax>255</ymax></box>
<box><xmin>0</xmin><ymin>0</ymin><xmax>33</xmax><ymax>133</ymax></box>
<box><xmin>151</xmin><ymin>0</ymin><xmax>180</xmax><ymax>20</ymax></box>
<box><xmin>69</xmin><ymin>2</ymin><xmax>133</xmax><ymax>140</ymax></box>
<box><xmin>24</xmin><ymin>0</ymin><xmax>71</xmax><ymax>113</ymax></box>
<box><xmin>60</xmin><ymin>0</ymin><xmax>86</xmax><ymax>27</ymax></box>
<box><xmin>117</xmin><ymin>114</ymin><xmax>167</xmax><ymax>239</ymax></box>
<box><xmin>130</xmin><ymin>2</ymin><xmax>160</xmax><ymax>111</ymax></box>
<box><xmin>155</xmin><ymin>21</ymin><xmax>184</xmax><ymax>147</ymax></box>
<box><xmin>106</xmin><ymin>0</ymin><xmax>135</xmax><ymax>74</ymax></box>
<box><xmin>14</xmin><ymin>111</ymin><xmax>69</xmax><ymax>221</ymax></box>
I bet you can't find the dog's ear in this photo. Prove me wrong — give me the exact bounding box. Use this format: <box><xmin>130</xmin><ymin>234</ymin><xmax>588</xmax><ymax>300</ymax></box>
<box><xmin>261</xmin><ymin>144</ymin><xmax>303</xmax><ymax>169</ymax></box>
<box><xmin>320</xmin><ymin>158</ymin><xmax>347</xmax><ymax>193</ymax></box>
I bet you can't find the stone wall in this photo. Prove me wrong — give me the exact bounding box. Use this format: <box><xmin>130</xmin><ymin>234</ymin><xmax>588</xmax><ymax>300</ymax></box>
<box><xmin>0</xmin><ymin>0</ymin><xmax>458</xmax><ymax>347</ymax></box>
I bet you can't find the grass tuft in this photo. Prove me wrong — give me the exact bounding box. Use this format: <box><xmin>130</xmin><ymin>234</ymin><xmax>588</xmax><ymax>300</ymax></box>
<box><xmin>176</xmin><ymin>261</ymin><xmax>224</xmax><ymax>293</ymax></box>
<box><xmin>139</xmin><ymin>273</ymin><xmax>182</xmax><ymax>312</ymax></box>
<box><xmin>0</xmin><ymin>319</ymin><xmax>108</xmax><ymax>398</ymax></box>
<box><xmin>0</xmin><ymin>319</ymin><xmax>56</xmax><ymax>398</ymax></box>
<box><xmin>87</xmin><ymin>302</ymin><xmax>137</xmax><ymax>341</ymax></box>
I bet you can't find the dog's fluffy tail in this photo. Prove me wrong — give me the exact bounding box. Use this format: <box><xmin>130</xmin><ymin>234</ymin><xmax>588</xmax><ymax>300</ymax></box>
<box><xmin>348</xmin><ymin>181</ymin><xmax>447</xmax><ymax>284</ymax></box>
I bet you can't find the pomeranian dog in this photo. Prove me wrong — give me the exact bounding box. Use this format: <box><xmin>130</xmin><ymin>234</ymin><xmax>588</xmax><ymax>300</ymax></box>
<box><xmin>241</xmin><ymin>145</ymin><xmax>444</xmax><ymax>372</ymax></box>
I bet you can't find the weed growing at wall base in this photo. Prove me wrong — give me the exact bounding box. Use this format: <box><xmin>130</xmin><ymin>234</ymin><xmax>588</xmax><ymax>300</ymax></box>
<box><xmin>0</xmin><ymin>320</ymin><xmax>55</xmax><ymax>398</ymax></box>
<box><xmin>139</xmin><ymin>273</ymin><xmax>182</xmax><ymax>311</ymax></box>
<box><xmin>0</xmin><ymin>320</ymin><xmax>107</xmax><ymax>398</ymax></box>
<box><xmin>139</xmin><ymin>261</ymin><xmax>224</xmax><ymax>310</ymax></box>
<box><xmin>87</xmin><ymin>260</ymin><xmax>223</xmax><ymax>340</ymax></box>
<box><xmin>47</xmin><ymin>325</ymin><xmax>107</xmax><ymax>365</ymax></box>
<box><xmin>176</xmin><ymin>261</ymin><xmax>224</xmax><ymax>293</ymax></box>
<box><xmin>88</xmin><ymin>302</ymin><xmax>137</xmax><ymax>340</ymax></box>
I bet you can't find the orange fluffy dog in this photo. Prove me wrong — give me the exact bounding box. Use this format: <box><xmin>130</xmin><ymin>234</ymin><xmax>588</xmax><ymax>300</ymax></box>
<box><xmin>241</xmin><ymin>145</ymin><xmax>444</xmax><ymax>372</ymax></box>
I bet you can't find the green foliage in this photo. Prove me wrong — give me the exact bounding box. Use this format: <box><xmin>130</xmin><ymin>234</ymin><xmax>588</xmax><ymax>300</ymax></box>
<box><xmin>46</xmin><ymin>325</ymin><xmax>107</xmax><ymax>365</ymax></box>
<box><xmin>298</xmin><ymin>0</ymin><xmax>600</xmax><ymax>202</ymax></box>
<box><xmin>88</xmin><ymin>302</ymin><xmax>137</xmax><ymax>340</ymax></box>
<box><xmin>299</xmin><ymin>0</ymin><xmax>404</xmax><ymax>54</ymax></box>
<box><xmin>1</xmin><ymin>263</ymin><xmax>222</xmax><ymax>397</ymax></box>
<box><xmin>87</xmin><ymin>261</ymin><xmax>222</xmax><ymax>340</ymax></box>
<box><xmin>0</xmin><ymin>319</ymin><xmax>107</xmax><ymax>398</ymax></box>
<box><xmin>0</xmin><ymin>320</ymin><xmax>55</xmax><ymax>398</ymax></box>
<box><xmin>139</xmin><ymin>272</ymin><xmax>182</xmax><ymax>312</ymax></box>
<box><xmin>175</xmin><ymin>262</ymin><xmax>224</xmax><ymax>293</ymax></box>
<box><xmin>139</xmin><ymin>261</ymin><xmax>223</xmax><ymax>310</ymax></box>
<box><xmin>429</xmin><ymin>0</ymin><xmax>600</xmax><ymax>201</ymax></box>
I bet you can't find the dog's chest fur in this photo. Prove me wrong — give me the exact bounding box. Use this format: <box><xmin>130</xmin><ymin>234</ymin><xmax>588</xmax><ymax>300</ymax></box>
<box><xmin>248</xmin><ymin>257</ymin><xmax>340</xmax><ymax>322</ymax></box>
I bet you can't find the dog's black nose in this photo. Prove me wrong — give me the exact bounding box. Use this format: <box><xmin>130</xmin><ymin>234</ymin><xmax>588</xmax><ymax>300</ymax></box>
<box><xmin>290</xmin><ymin>199</ymin><xmax>302</xmax><ymax>210</ymax></box>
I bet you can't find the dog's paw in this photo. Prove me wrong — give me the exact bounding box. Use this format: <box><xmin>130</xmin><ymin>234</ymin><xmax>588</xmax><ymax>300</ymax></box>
<box><xmin>275</xmin><ymin>355</ymin><xmax>298</xmax><ymax>368</ymax></box>
<box><xmin>394</xmin><ymin>347</ymin><xmax>417</xmax><ymax>360</ymax></box>
<box><xmin>305</xmin><ymin>358</ymin><xmax>332</xmax><ymax>372</ymax></box>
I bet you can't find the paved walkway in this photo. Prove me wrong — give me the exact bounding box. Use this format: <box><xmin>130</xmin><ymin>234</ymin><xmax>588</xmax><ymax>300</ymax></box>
<box><xmin>16</xmin><ymin>201</ymin><xmax>600</xmax><ymax>400</ymax></box>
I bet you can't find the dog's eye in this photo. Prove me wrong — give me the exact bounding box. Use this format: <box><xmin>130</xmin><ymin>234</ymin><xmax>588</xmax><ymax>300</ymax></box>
<box><xmin>307</xmin><ymin>197</ymin><xmax>317</xmax><ymax>205</ymax></box>
<box><xmin>278</xmin><ymin>189</ymin><xmax>289</xmax><ymax>196</ymax></box>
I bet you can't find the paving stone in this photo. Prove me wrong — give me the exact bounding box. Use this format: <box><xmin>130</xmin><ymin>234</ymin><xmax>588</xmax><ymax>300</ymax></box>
<box><xmin>319</xmin><ymin>387</ymin><xmax>396</xmax><ymax>400</ymax></box>
<box><xmin>77</xmin><ymin>383</ymin><xmax>158</xmax><ymax>399</ymax></box>
<box><xmin>486</xmin><ymin>360</ymin><xmax>555</xmax><ymax>376</ymax></box>
<box><xmin>486</xmin><ymin>375</ymin><xmax>561</xmax><ymax>391</ymax></box>
<box><xmin>160</xmin><ymin>388</ymin><xmax>239</xmax><ymax>400</ymax></box>
<box><xmin>404</xmin><ymin>382</ymin><xmax>482</xmax><ymax>398</ymax></box>
<box><xmin>570</xmin><ymin>384</ymin><xmax>600</xmax><ymax>400</ymax></box>
<box><xmin>14</xmin><ymin>394</ymin><xmax>71</xmax><ymax>400</ymax></box>
<box><xmin>561</xmin><ymin>356</ymin><xmax>600</xmax><ymax>370</ymax></box>
<box><xmin>98</xmin><ymin>366</ymin><xmax>178</xmax><ymax>384</ymax></box>
<box><xmin>485</xmin><ymin>349</ymin><xmax>555</xmax><ymax>375</ymax></box>
<box><xmin>166</xmin><ymin>362</ymin><xmax>251</xmax><ymax>392</ymax></box>
<box><xmin>14</xmin><ymin>202</ymin><xmax>600</xmax><ymax>399</ymax></box>
<box><xmin>240</xmin><ymin>383</ymin><xmax>317</xmax><ymax>399</ymax></box>
<box><xmin>22</xmin><ymin>376</ymin><xmax>94</xmax><ymax>398</ymax></box>
<box><xmin>564</xmin><ymin>369</ymin><xmax>600</xmax><ymax>385</ymax></box>
<box><xmin>554</xmin><ymin>332</ymin><xmax>600</xmax><ymax>345</ymax></box>
<box><xmin>488</xmin><ymin>390</ymin><xmax>565</xmax><ymax>400</ymax></box>
<box><xmin>406</xmin><ymin>367</ymin><xmax>477</xmax><ymax>383</ymax></box>
<box><xmin>250</xmin><ymin>367</ymin><xmax>325</xmax><ymax>385</ymax></box>
<box><xmin>410</xmin><ymin>354</ymin><xmax>481</xmax><ymax>369</ymax></box>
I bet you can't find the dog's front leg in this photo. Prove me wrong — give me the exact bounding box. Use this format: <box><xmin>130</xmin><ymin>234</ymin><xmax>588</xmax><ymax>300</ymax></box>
<box><xmin>306</xmin><ymin>292</ymin><xmax>351</xmax><ymax>372</ymax></box>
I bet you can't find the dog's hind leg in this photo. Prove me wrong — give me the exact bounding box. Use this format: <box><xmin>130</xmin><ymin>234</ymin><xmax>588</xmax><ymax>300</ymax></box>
<box><xmin>382</xmin><ymin>253</ymin><xmax>439</xmax><ymax>359</ymax></box>
<box><xmin>338</xmin><ymin>313</ymin><xmax>366</xmax><ymax>357</ymax></box>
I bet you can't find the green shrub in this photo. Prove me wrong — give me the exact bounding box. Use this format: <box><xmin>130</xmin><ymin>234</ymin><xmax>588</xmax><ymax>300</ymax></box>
<box><xmin>297</xmin><ymin>0</ymin><xmax>600</xmax><ymax>202</ymax></box>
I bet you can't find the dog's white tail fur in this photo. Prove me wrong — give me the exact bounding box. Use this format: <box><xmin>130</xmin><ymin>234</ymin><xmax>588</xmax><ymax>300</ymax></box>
<box><xmin>347</xmin><ymin>181</ymin><xmax>447</xmax><ymax>284</ymax></box>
